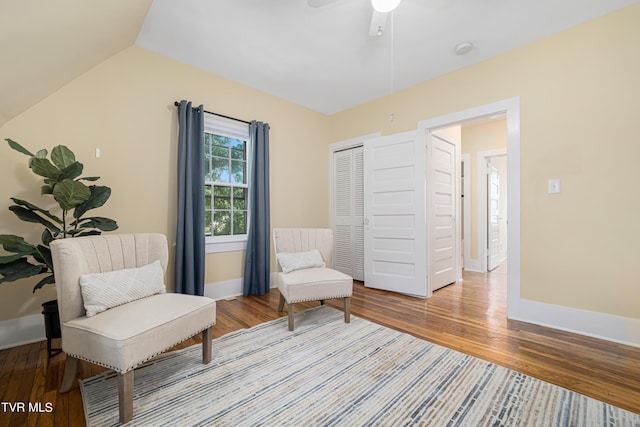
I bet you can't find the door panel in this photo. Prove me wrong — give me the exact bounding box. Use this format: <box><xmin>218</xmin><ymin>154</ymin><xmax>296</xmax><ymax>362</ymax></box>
<box><xmin>488</xmin><ymin>161</ymin><xmax>501</xmax><ymax>271</ymax></box>
<box><xmin>332</xmin><ymin>147</ymin><xmax>364</xmax><ymax>281</ymax></box>
<box><xmin>364</xmin><ymin>131</ymin><xmax>426</xmax><ymax>297</ymax></box>
<box><xmin>333</xmin><ymin>150</ymin><xmax>353</xmax><ymax>276</ymax></box>
<box><xmin>353</xmin><ymin>147</ymin><xmax>365</xmax><ymax>280</ymax></box>
<box><xmin>429</xmin><ymin>134</ymin><xmax>457</xmax><ymax>291</ymax></box>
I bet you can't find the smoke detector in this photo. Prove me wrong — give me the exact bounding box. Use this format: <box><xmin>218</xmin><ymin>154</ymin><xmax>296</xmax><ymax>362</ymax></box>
<box><xmin>454</xmin><ymin>42</ymin><xmax>474</xmax><ymax>55</ymax></box>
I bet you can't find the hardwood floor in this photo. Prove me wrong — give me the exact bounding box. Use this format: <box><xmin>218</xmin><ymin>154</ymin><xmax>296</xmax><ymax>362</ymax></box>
<box><xmin>1</xmin><ymin>264</ymin><xmax>639</xmax><ymax>426</ymax></box>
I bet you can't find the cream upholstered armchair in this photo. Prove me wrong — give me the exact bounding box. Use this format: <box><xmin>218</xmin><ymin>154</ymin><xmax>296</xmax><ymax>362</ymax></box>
<box><xmin>273</xmin><ymin>228</ymin><xmax>353</xmax><ymax>331</ymax></box>
<box><xmin>50</xmin><ymin>233</ymin><xmax>216</xmax><ymax>424</ymax></box>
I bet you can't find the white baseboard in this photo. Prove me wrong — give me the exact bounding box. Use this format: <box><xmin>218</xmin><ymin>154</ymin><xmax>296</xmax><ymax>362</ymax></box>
<box><xmin>204</xmin><ymin>273</ymin><xmax>278</xmax><ymax>301</ymax></box>
<box><xmin>463</xmin><ymin>258</ymin><xmax>485</xmax><ymax>273</ymax></box>
<box><xmin>0</xmin><ymin>314</ymin><xmax>46</xmax><ymax>350</ymax></box>
<box><xmin>3</xmin><ymin>278</ymin><xmax>636</xmax><ymax>350</ymax></box>
<box><xmin>204</xmin><ymin>278</ymin><xmax>243</xmax><ymax>300</ymax></box>
<box><xmin>510</xmin><ymin>298</ymin><xmax>640</xmax><ymax>348</ymax></box>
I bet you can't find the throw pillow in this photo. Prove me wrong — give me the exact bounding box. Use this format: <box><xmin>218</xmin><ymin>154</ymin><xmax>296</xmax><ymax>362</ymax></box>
<box><xmin>79</xmin><ymin>260</ymin><xmax>166</xmax><ymax>317</ymax></box>
<box><xmin>276</xmin><ymin>249</ymin><xmax>326</xmax><ymax>273</ymax></box>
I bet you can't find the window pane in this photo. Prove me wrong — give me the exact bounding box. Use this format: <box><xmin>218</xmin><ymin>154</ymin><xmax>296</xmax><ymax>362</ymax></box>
<box><xmin>231</xmin><ymin>160</ymin><xmax>246</xmax><ymax>184</ymax></box>
<box><xmin>213</xmin><ymin>135</ymin><xmax>230</xmax><ymax>148</ymax></box>
<box><xmin>211</xmin><ymin>157</ymin><xmax>229</xmax><ymax>182</ymax></box>
<box><xmin>213</xmin><ymin>211</ymin><xmax>231</xmax><ymax>236</ymax></box>
<box><xmin>231</xmin><ymin>139</ymin><xmax>246</xmax><ymax>160</ymax></box>
<box><xmin>203</xmin><ymin>122</ymin><xmax>252</xmax><ymax>242</ymax></box>
<box><xmin>233</xmin><ymin>211</ymin><xmax>247</xmax><ymax>235</ymax></box>
<box><xmin>205</xmin><ymin>210</ymin><xmax>212</xmax><ymax>236</ymax></box>
<box><xmin>205</xmin><ymin>185</ymin><xmax>212</xmax><ymax>208</ymax></box>
<box><xmin>212</xmin><ymin>145</ymin><xmax>228</xmax><ymax>157</ymax></box>
<box><xmin>213</xmin><ymin>186</ymin><xmax>231</xmax><ymax>209</ymax></box>
<box><xmin>233</xmin><ymin>187</ymin><xmax>247</xmax><ymax>210</ymax></box>
<box><xmin>205</xmin><ymin>135</ymin><xmax>213</xmax><ymax>156</ymax></box>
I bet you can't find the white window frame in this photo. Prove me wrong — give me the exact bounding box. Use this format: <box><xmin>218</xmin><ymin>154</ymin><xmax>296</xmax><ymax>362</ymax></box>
<box><xmin>204</xmin><ymin>113</ymin><xmax>251</xmax><ymax>254</ymax></box>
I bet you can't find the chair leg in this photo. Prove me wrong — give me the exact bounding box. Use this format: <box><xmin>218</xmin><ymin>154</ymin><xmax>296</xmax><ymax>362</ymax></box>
<box><xmin>202</xmin><ymin>326</ymin><xmax>212</xmax><ymax>364</ymax></box>
<box><xmin>118</xmin><ymin>371</ymin><xmax>134</xmax><ymax>424</ymax></box>
<box><xmin>344</xmin><ymin>297</ymin><xmax>351</xmax><ymax>324</ymax></box>
<box><xmin>278</xmin><ymin>293</ymin><xmax>285</xmax><ymax>312</ymax></box>
<box><xmin>60</xmin><ymin>355</ymin><xmax>79</xmax><ymax>393</ymax></box>
<box><xmin>288</xmin><ymin>302</ymin><xmax>295</xmax><ymax>331</ymax></box>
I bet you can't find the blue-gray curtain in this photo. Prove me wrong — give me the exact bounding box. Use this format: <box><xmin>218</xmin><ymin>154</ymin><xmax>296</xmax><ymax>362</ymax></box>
<box><xmin>243</xmin><ymin>121</ymin><xmax>270</xmax><ymax>296</ymax></box>
<box><xmin>175</xmin><ymin>100</ymin><xmax>205</xmax><ymax>296</ymax></box>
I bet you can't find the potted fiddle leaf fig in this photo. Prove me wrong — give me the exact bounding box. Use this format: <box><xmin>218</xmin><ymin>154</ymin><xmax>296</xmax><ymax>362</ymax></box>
<box><xmin>0</xmin><ymin>139</ymin><xmax>118</xmax><ymax>355</ymax></box>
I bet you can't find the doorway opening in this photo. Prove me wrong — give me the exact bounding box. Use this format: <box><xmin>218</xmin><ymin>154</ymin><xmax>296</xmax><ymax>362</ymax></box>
<box><xmin>418</xmin><ymin>98</ymin><xmax>520</xmax><ymax>312</ymax></box>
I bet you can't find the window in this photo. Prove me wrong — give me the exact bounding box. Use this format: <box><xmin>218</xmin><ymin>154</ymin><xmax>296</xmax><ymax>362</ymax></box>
<box><xmin>204</xmin><ymin>113</ymin><xmax>251</xmax><ymax>253</ymax></box>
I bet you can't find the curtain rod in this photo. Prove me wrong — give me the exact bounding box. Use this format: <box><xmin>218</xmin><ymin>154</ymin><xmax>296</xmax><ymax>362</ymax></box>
<box><xmin>173</xmin><ymin>101</ymin><xmax>251</xmax><ymax>125</ymax></box>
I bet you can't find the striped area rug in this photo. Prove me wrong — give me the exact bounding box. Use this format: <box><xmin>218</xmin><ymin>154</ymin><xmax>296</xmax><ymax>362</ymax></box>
<box><xmin>80</xmin><ymin>306</ymin><xmax>640</xmax><ymax>426</ymax></box>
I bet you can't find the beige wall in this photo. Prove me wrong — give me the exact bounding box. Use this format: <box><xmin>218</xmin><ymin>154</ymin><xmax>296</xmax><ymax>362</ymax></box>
<box><xmin>461</xmin><ymin>119</ymin><xmax>507</xmax><ymax>260</ymax></box>
<box><xmin>0</xmin><ymin>46</ymin><xmax>330</xmax><ymax>321</ymax></box>
<box><xmin>329</xmin><ymin>4</ymin><xmax>640</xmax><ymax>320</ymax></box>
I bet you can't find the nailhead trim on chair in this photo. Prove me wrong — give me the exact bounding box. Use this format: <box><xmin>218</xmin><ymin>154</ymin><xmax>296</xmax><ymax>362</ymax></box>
<box><xmin>286</xmin><ymin>294</ymin><xmax>352</xmax><ymax>304</ymax></box>
<box><xmin>63</xmin><ymin>322</ymin><xmax>216</xmax><ymax>373</ymax></box>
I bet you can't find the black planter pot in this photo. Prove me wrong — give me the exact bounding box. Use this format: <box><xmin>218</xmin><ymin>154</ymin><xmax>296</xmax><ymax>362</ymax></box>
<box><xmin>41</xmin><ymin>299</ymin><xmax>62</xmax><ymax>357</ymax></box>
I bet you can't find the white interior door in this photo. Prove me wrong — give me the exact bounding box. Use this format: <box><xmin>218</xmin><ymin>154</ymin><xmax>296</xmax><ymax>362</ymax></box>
<box><xmin>364</xmin><ymin>131</ymin><xmax>427</xmax><ymax>297</ymax></box>
<box><xmin>487</xmin><ymin>160</ymin><xmax>501</xmax><ymax>271</ymax></box>
<box><xmin>332</xmin><ymin>147</ymin><xmax>364</xmax><ymax>281</ymax></box>
<box><xmin>428</xmin><ymin>132</ymin><xmax>458</xmax><ymax>291</ymax></box>
<box><xmin>353</xmin><ymin>148</ymin><xmax>365</xmax><ymax>280</ymax></box>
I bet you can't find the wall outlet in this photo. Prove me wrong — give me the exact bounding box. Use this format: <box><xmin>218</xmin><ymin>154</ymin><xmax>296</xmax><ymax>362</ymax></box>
<box><xmin>548</xmin><ymin>178</ymin><xmax>560</xmax><ymax>194</ymax></box>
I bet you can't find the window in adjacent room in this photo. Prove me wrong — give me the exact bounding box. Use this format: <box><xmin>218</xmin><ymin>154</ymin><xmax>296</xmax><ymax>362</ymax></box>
<box><xmin>204</xmin><ymin>113</ymin><xmax>250</xmax><ymax>253</ymax></box>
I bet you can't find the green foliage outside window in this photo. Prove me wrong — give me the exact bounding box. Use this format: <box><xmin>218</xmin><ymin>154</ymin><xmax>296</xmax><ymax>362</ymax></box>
<box><xmin>204</xmin><ymin>133</ymin><xmax>248</xmax><ymax>237</ymax></box>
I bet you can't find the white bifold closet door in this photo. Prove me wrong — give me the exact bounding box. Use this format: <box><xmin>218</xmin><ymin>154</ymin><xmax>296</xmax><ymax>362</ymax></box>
<box><xmin>332</xmin><ymin>147</ymin><xmax>364</xmax><ymax>281</ymax></box>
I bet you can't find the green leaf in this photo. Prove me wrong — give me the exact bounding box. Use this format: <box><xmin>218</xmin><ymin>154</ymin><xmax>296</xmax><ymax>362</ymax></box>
<box><xmin>41</xmin><ymin>229</ymin><xmax>54</xmax><ymax>245</ymax></box>
<box><xmin>5</xmin><ymin>139</ymin><xmax>34</xmax><ymax>156</ymax></box>
<box><xmin>51</xmin><ymin>145</ymin><xmax>76</xmax><ymax>169</ymax></box>
<box><xmin>8</xmin><ymin>206</ymin><xmax>62</xmax><ymax>234</ymax></box>
<box><xmin>0</xmin><ymin>254</ymin><xmax>24</xmax><ymax>264</ymax></box>
<box><xmin>34</xmin><ymin>149</ymin><xmax>48</xmax><ymax>159</ymax></box>
<box><xmin>10</xmin><ymin>198</ymin><xmax>63</xmax><ymax>225</ymax></box>
<box><xmin>73</xmin><ymin>186</ymin><xmax>111</xmax><ymax>218</ymax></box>
<box><xmin>0</xmin><ymin>259</ymin><xmax>47</xmax><ymax>284</ymax></box>
<box><xmin>30</xmin><ymin>157</ymin><xmax>60</xmax><ymax>179</ymax></box>
<box><xmin>37</xmin><ymin>245</ymin><xmax>53</xmax><ymax>271</ymax></box>
<box><xmin>73</xmin><ymin>230</ymin><xmax>102</xmax><ymax>237</ymax></box>
<box><xmin>0</xmin><ymin>235</ymin><xmax>38</xmax><ymax>255</ymax></box>
<box><xmin>41</xmin><ymin>184</ymin><xmax>54</xmax><ymax>195</ymax></box>
<box><xmin>76</xmin><ymin>217</ymin><xmax>119</xmax><ymax>232</ymax></box>
<box><xmin>79</xmin><ymin>176</ymin><xmax>100</xmax><ymax>182</ymax></box>
<box><xmin>33</xmin><ymin>274</ymin><xmax>55</xmax><ymax>292</ymax></box>
<box><xmin>58</xmin><ymin>161</ymin><xmax>84</xmax><ymax>181</ymax></box>
<box><xmin>52</xmin><ymin>179</ymin><xmax>91</xmax><ymax>211</ymax></box>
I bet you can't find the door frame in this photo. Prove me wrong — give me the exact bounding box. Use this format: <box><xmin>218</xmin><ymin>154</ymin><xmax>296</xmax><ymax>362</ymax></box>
<box><xmin>477</xmin><ymin>148</ymin><xmax>507</xmax><ymax>273</ymax></box>
<box><xmin>461</xmin><ymin>153</ymin><xmax>471</xmax><ymax>271</ymax></box>
<box><xmin>418</xmin><ymin>97</ymin><xmax>520</xmax><ymax>315</ymax></box>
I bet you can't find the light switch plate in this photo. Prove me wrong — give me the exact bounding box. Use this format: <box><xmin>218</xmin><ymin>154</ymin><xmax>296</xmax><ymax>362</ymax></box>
<box><xmin>548</xmin><ymin>178</ymin><xmax>560</xmax><ymax>194</ymax></box>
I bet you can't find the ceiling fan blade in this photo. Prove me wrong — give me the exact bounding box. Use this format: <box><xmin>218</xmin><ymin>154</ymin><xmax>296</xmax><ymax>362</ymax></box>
<box><xmin>368</xmin><ymin>10</ymin><xmax>389</xmax><ymax>37</ymax></box>
<box><xmin>307</xmin><ymin>0</ymin><xmax>341</xmax><ymax>8</ymax></box>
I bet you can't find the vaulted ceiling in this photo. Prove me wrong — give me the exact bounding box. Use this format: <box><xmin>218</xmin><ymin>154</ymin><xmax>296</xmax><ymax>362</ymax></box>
<box><xmin>1</xmin><ymin>0</ymin><xmax>637</xmax><ymax>127</ymax></box>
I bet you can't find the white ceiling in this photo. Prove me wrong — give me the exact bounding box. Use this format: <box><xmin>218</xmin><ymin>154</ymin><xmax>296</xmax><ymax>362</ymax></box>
<box><xmin>1</xmin><ymin>0</ymin><xmax>637</xmax><ymax>127</ymax></box>
<box><xmin>136</xmin><ymin>0</ymin><xmax>639</xmax><ymax>115</ymax></box>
